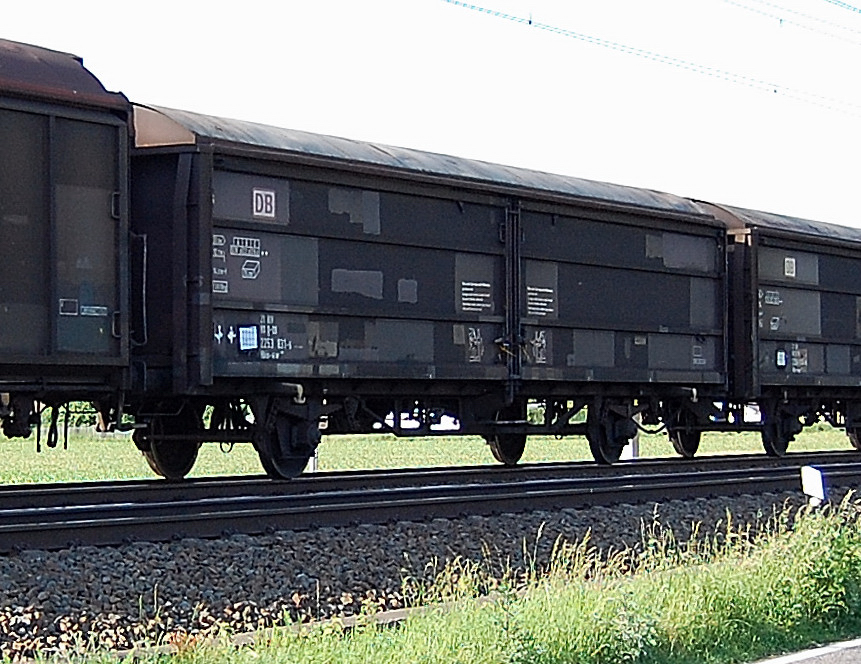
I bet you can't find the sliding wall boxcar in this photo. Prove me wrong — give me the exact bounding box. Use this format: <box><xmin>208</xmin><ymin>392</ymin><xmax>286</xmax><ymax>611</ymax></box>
<box><xmin>0</xmin><ymin>40</ymin><xmax>129</xmax><ymax>393</ymax></box>
<box><xmin>130</xmin><ymin>105</ymin><xmax>727</xmax><ymax>415</ymax></box>
<box><xmin>706</xmin><ymin>204</ymin><xmax>861</xmax><ymax>398</ymax></box>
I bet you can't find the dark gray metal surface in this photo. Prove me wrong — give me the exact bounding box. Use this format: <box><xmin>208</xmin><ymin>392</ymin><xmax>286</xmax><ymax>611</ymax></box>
<box><xmin>136</xmin><ymin>105</ymin><xmax>706</xmax><ymax>216</ymax></box>
<box><xmin>133</xmin><ymin>145</ymin><xmax>726</xmax><ymax>393</ymax></box>
<box><xmin>0</xmin><ymin>40</ymin><xmax>129</xmax><ymax>394</ymax></box>
<box><xmin>716</xmin><ymin>203</ymin><xmax>861</xmax><ymax>245</ymax></box>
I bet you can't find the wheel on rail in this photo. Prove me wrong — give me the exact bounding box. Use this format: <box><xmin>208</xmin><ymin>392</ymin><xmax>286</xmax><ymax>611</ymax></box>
<box><xmin>586</xmin><ymin>400</ymin><xmax>636</xmax><ymax>464</ymax></box>
<box><xmin>760</xmin><ymin>401</ymin><xmax>803</xmax><ymax>457</ymax></box>
<box><xmin>668</xmin><ymin>409</ymin><xmax>701</xmax><ymax>458</ymax></box>
<box><xmin>762</xmin><ymin>422</ymin><xmax>790</xmax><ymax>457</ymax></box>
<box><xmin>484</xmin><ymin>403</ymin><xmax>528</xmax><ymax>466</ymax></box>
<box><xmin>485</xmin><ymin>433</ymin><xmax>527</xmax><ymax>466</ymax></box>
<box><xmin>135</xmin><ymin>406</ymin><xmax>202</xmax><ymax>480</ymax></box>
<box><xmin>256</xmin><ymin>414</ymin><xmax>320</xmax><ymax>479</ymax></box>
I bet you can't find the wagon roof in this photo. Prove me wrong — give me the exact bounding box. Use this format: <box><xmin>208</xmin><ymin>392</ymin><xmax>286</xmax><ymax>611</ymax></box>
<box><xmin>134</xmin><ymin>104</ymin><xmax>708</xmax><ymax>218</ymax></box>
<box><xmin>706</xmin><ymin>202</ymin><xmax>861</xmax><ymax>245</ymax></box>
<box><xmin>0</xmin><ymin>39</ymin><xmax>127</xmax><ymax>110</ymax></box>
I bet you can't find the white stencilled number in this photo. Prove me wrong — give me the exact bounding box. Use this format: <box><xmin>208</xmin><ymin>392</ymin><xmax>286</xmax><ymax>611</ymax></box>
<box><xmin>252</xmin><ymin>188</ymin><xmax>276</xmax><ymax>219</ymax></box>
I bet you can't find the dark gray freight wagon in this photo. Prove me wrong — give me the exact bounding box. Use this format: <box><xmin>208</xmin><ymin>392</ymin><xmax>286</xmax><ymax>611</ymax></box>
<box><xmin>129</xmin><ymin>105</ymin><xmax>727</xmax><ymax>478</ymax></box>
<box><xmin>0</xmin><ymin>40</ymin><xmax>129</xmax><ymax>441</ymax></box>
<box><xmin>706</xmin><ymin>204</ymin><xmax>861</xmax><ymax>455</ymax></box>
<box><xmin>3</xmin><ymin>38</ymin><xmax>859</xmax><ymax>482</ymax></box>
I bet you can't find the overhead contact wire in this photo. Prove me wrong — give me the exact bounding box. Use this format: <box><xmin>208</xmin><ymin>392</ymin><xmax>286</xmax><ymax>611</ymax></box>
<box><xmin>719</xmin><ymin>0</ymin><xmax>861</xmax><ymax>44</ymax></box>
<box><xmin>822</xmin><ymin>0</ymin><xmax>861</xmax><ymax>15</ymax></box>
<box><xmin>441</xmin><ymin>0</ymin><xmax>861</xmax><ymax>116</ymax></box>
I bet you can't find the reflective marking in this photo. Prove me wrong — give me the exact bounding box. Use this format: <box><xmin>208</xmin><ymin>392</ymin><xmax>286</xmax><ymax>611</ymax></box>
<box><xmin>238</xmin><ymin>325</ymin><xmax>258</xmax><ymax>350</ymax></box>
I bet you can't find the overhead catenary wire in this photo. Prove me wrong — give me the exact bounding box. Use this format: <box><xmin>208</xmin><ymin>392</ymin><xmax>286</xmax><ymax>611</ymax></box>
<box><xmin>719</xmin><ymin>0</ymin><xmax>861</xmax><ymax>43</ymax></box>
<box><xmin>821</xmin><ymin>0</ymin><xmax>861</xmax><ymax>15</ymax></box>
<box><xmin>440</xmin><ymin>0</ymin><xmax>861</xmax><ymax>117</ymax></box>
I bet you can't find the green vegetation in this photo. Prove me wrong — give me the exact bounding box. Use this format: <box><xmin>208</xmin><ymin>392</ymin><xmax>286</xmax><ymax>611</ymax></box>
<box><xmin>45</xmin><ymin>496</ymin><xmax>861</xmax><ymax>664</ymax></box>
<box><xmin>0</xmin><ymin>424</ymin><xmax>853</xmax><ymax>484</ymax></box>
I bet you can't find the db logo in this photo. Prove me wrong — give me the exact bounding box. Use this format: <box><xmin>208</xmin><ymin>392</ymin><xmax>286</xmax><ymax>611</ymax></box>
<box><xmin>252</xmin><ymin>188</ymin><xmax>276</xmax><ymax>219</ymax></box>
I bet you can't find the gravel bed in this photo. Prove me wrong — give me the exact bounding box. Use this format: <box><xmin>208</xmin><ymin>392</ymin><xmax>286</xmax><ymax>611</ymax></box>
<box><xmin>0</xmin><ymin>488</ymin><xmax>831</xmax><ymax>659</ymax></box>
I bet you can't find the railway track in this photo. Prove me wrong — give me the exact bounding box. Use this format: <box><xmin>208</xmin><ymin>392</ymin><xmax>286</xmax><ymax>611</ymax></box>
<box><xmin>1</xmin><ymin>451</ymin><xmax>859</xmax><ymax>552</ymax></box>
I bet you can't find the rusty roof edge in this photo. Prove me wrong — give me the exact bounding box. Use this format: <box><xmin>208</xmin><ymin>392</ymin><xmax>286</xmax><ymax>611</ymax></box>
<box><xmin>0</xmin><ymin>78</ymin><xmax>129</xmax><ymax>111</ymax></box>
<box><xmin>0</xmin><ymin>38</ymin><xmax>128</xmax><ymax>111</ymax></box>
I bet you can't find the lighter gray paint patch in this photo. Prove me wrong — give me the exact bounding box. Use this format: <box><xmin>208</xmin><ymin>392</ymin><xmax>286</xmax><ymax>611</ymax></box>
<box><xmin>371</xmin><ymin>320</ymin><xmax>434</xmax><ymax>363</ymax></box>
<box><xmin>857</xmin><ymin>297</ymin><xmax>861</xmax><ymax>338</ymax></box>
<box><xmin>568</xmin><ymin>329</ymin><xmax>615</xmax><ymax>368</ymax></box>
<box><xmin>662</xmin><ymin>233</ymin><xmax>714</xmax><ymax>271</ymax></box>
<box><xmin>759</xmin><ymin>288</ymin><xmax>821</xmax><ymax>336</ymax></box>
<box><xmin>452</xmin><ymin>324</ymin><xmax>466</xmax><ymax>346</ymax></box>
<box><xmin>331</xmin><ymin>269</ymin><xmax>384</xmax><ymax>299</ymax></box>
<box><xmin>690</xmin><ymin>277</ymin><xmax>716</xmax><ymax>329</ymax></box>
<box><xmin>212</xmin><ymin>171</ymin><xmax>290</xmax><ymax>224</ymax></box>
<box><xmin>328</xmin><ymin>188</ymin><xmax>381</xmax><ymax>235</ymax></box>
<box><xmin>759</xmin><ymin>248</ymin><xmax>819</xmax><ymax>285</ymax></box>
<box><xmin>827</xmin><ymin>344</ymin><xmax>851</xmax><ymax>375</ymax></box>
<box><xmin>398</xmin><ymin>278</ymin><xmax>418</xmax><ymax>303</ymax></box>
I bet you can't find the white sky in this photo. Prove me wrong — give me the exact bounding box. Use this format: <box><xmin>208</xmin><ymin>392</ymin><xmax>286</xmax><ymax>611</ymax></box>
<box><xmin>5</xmin><ymin>0</ymin><xmax>861</xmax><ymax>225</ymax></box>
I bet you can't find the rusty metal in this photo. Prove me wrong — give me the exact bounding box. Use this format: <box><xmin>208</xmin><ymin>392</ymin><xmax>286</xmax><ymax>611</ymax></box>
<box><xmin>0</xmin><ymin>39</ymin><xmax>128</xmax><ymax>110</ymax></box>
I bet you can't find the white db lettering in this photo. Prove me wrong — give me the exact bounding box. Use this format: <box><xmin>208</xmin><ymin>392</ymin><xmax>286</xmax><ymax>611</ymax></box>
<box><xmin>252</xmin><ymin>188</ymin><xmax>276</xmax><ymax>219</ymax></box>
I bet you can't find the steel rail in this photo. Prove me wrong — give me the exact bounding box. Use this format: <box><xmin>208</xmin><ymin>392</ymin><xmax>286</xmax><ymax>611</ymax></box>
<box><xmin>1</xmin><ymin>453</ymin><xmax>858</xmax><ymax>552</ymax></box>
<box><xmin>0</xmin><ymin>450</ymin><xmax>855</xmax><ymax>510</ymax></box>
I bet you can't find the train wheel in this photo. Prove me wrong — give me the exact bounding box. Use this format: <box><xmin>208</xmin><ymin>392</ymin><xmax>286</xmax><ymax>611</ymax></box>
<box><xmin>137</xmin><ymin>408</ymin><xmax>201</xmax><ymax>480</ymax></box>
<box><xmin>586</xmin><ymin>400</ymin><xmax>636</xmax><ymax>464</ymax></box>
<box><xmin>485</xmin><ymin>433</ymin><xmax>527</xmax><ymax>466</ymax></box>
<box><xmin>669</xmin><ymin>410</ymin><xmax>700</xmax><ymax>458</ymax></box>
<box><xmin>760</xmin><ymin>401</ymin><xmax>804</xmax><ymax>457</ymax></box>
<box><xmin>485</xmin><ymin>403</ymin><xmax>528</xmax><ymax>466</ymax></box>
<box><xmin>256</xmin><ymin>415</ymin><xmax>320</xmax><ymax>479</ymax></box>
<box><xmin>762</xmin><ymin>411</ymin><xmax>795</xmax><ymax>457</ymax></box>
<box><xmin>762</xmin><ymin>423</ymin><xmax>790</xmax><ymax>457</ymax></box>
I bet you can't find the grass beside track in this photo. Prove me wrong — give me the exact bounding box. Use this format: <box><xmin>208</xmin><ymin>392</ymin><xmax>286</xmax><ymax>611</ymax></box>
<box><xmin>0</xmin><ymin>424</ymin><xmax>854</xmax><ymax>484</ymax></box>
<box><xmin>48</xmin><ymin>496</ymin><xmax>861</xmax><ymax>664</ymax></box>
<box><xmin>4</xmin><ymin>424</ymin><xmax>860</xmax><ymax>663</ymax></box>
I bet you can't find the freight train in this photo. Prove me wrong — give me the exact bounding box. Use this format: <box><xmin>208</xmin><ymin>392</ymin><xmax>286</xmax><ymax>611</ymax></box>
<box><xmin>1</xmin><ymin>38</ymin><xmax>860</xmax><ymax>480</ymax></box>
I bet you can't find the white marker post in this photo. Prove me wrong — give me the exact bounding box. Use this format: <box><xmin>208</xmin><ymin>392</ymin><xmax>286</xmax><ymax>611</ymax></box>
<box><xmin>800</xmin><ymin>466</ymin><xmax>827</xmax><ymax>507</ymax></box>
